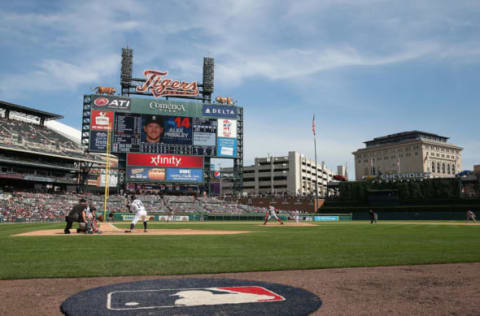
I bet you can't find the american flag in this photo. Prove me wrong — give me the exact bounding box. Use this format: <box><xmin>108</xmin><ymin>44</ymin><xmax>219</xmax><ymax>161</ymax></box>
<box><xmin>312</xmin><ymin>114</ymin><xmax>316</xmax><ymax>136</ymax></box>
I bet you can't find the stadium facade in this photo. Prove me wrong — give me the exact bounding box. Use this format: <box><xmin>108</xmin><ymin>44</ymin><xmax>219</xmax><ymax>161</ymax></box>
<box><xmin>0</xmin><ymin>100</ymin><xmax>106</xmax><ymax>192</ymax></box>
<box><xmin>352</xmin><ymin>131</ymin><xmax>463</xmax><ymax>181</ymax></box>
<box><xmin>220</xmin><ymin>151</ymin><xmax>335</xmax><ymax>197</ymax></box>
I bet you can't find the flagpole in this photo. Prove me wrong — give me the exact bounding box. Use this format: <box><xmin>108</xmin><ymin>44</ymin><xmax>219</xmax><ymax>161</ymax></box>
<box><xmin>313</xmin><ymin>114</ymin><xmax>319</xmax><ymax>213</ymax></box>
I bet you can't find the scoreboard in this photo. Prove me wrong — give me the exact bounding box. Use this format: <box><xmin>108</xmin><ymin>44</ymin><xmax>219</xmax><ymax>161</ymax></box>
<box><xmin>84</xmin><ymin>94</ymin><xmax>241</xmax><ymax>184</ymax></box>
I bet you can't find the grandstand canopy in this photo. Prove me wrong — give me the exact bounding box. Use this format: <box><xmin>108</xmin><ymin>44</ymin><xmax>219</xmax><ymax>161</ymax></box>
<box><xmin>0</xmin><ymin>100</ymin><xmax>63</xmax><ymax>121</ymax></box>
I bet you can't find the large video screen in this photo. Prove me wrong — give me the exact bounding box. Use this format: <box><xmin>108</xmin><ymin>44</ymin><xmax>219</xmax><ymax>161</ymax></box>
<box><xmin>110</xmin><ymin>113</ymin><xmax>218</xmax><ymax>155</ymax></box>
<box><xmin>111</xmin><ymin>113</ymin><xmax>195</xmax><ymax>153</ymax></box>
<box><xmin>88</xmin><ymin>95</ymin><xmax>236</xmax><ymax>158</ymax></box>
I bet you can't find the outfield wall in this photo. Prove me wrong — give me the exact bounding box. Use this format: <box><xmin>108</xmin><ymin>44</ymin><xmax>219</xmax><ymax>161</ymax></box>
<box><xmin>112</xmin><ymin>213</ymin><xmax>353</xmax><ymax>222</ymax></box>
<box><xmin>352</xmin><ymin>210</ymin><xmax>472</xmax><ymax>221</ymax></box>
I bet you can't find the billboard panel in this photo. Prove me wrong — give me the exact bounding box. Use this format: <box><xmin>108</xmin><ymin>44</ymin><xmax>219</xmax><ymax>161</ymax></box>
<box><xmin>202</xmin><ymin>104</ymin><xmax>237</xmax><ymax>118</ymax></box>
<box><xmin>127</xmin><ymin>167</ymin><xmax>166</xmax><ymax>181</ymax></box>
<box><xmin>90</xmin><ymin>131</ymin><xmax>109</xmax><ymax>151</ymax></box>
<box><xmin>166</xmin><ymin>168</ymin><xmax>203</xmax><ymax>182</ymax></box>
<box><xmin>127</xmin><ymin>153</ymin><xmax>203</xmax><ymax>168</ymax></box>
<box><xmin>217</xmin><ymin>119</ymin><xmax>237</xmax><ymax>138</ymax></box>
<box><xmin>130</xmin><ymin>99</ymin><xmax>202</xmax><ymax>117</ymax></box>
<box><xmin>91</xmin><ymin>110</ymin><xmax>114</xmax><ymax>131</ymax></box>
<box><xmin>127</xmin><ymin>153</ymin><xmax>203</xmax><ymax>183</ymax></box>
<box><xmin>91</xmin><ymin>95</ymin><xmax>131</xmax><ymax>111</ymax></box>
<box><xmin>217</xmin><ymin>137</ymin><xmax>237</xmax><ymax>157</ymax></box>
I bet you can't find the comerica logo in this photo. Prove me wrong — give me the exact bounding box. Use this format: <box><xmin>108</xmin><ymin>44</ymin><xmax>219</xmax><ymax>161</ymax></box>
<box><xmin>149</xmin><ymin>102</ymin><xmax>186</xmax><ymax>113</ymax></box>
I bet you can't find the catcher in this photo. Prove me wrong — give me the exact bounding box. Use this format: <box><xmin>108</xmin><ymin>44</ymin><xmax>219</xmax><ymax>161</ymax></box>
<box><xmin>85</xmin><ymin>206</ymin><xmax>104</xmax><ymax>234</ymax></box>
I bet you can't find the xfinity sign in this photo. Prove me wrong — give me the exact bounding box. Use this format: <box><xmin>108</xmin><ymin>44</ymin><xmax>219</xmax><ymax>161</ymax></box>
<box><xmin>202</xmin><ymin>104</ymin><xmax>237</xmax><ymax>118</ymax></box>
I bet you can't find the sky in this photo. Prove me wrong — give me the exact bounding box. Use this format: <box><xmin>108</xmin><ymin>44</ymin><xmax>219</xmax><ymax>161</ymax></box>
<box><xmin>1</xmin><ymin>0</ymin><xmax>479</xmax><ymax>177</ymax></box>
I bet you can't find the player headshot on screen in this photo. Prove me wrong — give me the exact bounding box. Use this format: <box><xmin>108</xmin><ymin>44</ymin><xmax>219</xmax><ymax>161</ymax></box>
<box><xmin>143</xmin><ymin>115</ymin><xmax>164</xmax><ymax>143</ymax></box>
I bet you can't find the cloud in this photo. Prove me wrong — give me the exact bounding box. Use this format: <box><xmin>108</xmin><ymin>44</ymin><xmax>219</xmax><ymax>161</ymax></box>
<box><xmin>214</xmin><ymin>42</ymin><xmax>436</xmax><ymax>86</ymax></box>
<box><xmin>0</xmin><ymin>55</ymin><xmax>119</xmax><ymax>97</ymax></box>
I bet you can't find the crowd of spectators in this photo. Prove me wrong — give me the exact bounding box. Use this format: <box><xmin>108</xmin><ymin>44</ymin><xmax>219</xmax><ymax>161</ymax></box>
<box><xmin>0</xmin><ymin>116</ymin><xmax>99</xmax><ymax>161</ymax></box>
<box><xmin>0</xmin><ymin>191</ymin><xmax>277</xmax><ymax>223</ymax></box>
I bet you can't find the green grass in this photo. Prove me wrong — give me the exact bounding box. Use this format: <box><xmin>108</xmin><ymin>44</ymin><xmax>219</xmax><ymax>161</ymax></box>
<box><xmin>0</xmin><ymin>221</ymin><xmax>479</xmax><ymax>279</ymax></box>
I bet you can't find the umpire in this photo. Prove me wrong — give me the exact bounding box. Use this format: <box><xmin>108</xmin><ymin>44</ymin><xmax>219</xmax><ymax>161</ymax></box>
<box><xmin>64</xmin><ymin>198</ymin><xmax>88</xmax><ymax>234</ymax></box>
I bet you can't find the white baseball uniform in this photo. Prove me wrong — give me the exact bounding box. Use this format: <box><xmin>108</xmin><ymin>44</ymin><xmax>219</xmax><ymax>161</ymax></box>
<box><xmin>294</xmin><ymin>210</ymin><xmax>300</xmax><ymax>223</ymax></box>
<box><xmin>130</xmin><ymin>199</ymin><xmax>148</xmax><ymax>225</ymax></box>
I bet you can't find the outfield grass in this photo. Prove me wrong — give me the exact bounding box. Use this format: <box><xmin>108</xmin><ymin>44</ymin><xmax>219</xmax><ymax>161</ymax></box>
<box><xmin>0</xmin><ymin>221</ymin><xmax>479</xmax><ymax>279</ymax></box>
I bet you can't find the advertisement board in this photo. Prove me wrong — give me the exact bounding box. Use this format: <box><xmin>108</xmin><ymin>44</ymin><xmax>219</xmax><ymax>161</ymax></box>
<box><xmin>127</xmin><ymin>167</ymin><xmax>166</xmax><ymax>181</ymax></box>
<box><xmin>166</xmin><ymin>168</ymin><xmax>203</xmax><ymax>182</ymax></box>
<box><xmin>91</xmin><ymin>95</ymin><xmax>131</xmax><ymax>111</ymax></box>
<box><xmin>127</xmin><ymin>167</ymin><xmax>203</xmax><ymax>183</ymax></box>
<box><xmin>217</xmin><ymin>137</ymin><xmax>237</xmax><ymax>158</ymax></box>
<box><xmin>202</xmin><ymin>104</ymin><xmax>237</xmax><ymax>118</ymax></box>
<box><xmin>91</xmin><ymin>110</ymin><xmax>114</xmax><ymax>131</ymax></box>
<box><xmin>89</xmin><ymin>131</ymin><xmax>109</xmax><ymax>151</ymax></box>
<box><xmin>127</xmin><ymin>153</ymin><xmax>203</xmax><ymax>183</ymax></box>
<box><xmin>217</xmin><ymin>119</ymin><xmax>237</xmax><ymax>138</ymax></box>
<box><xmin>313</xmin><ymin>216</ymin><xmax>339</xmax><ymax>221</ymax></box>
<box><xmin>127</xmin><ymin>153</ymin><xmax>203</xmax><ymax>168</ymax></box>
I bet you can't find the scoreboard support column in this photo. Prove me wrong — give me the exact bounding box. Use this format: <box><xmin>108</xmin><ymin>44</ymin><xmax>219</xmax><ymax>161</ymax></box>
<box><xmin>203</xmin><ymin>157</ymin><xmax>211</xmax><ymax>196</ymax></box>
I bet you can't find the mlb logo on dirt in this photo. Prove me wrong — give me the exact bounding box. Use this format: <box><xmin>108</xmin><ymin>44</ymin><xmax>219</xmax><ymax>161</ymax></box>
<box><xmin>61</xmin><ymin>278</ymin><xmax>322</xmax><ymax>315</ymax></box>
<box><xmin>107</xmin><ymin>286</ymin><xmax>285</xmax><ymax>310</ymax></box>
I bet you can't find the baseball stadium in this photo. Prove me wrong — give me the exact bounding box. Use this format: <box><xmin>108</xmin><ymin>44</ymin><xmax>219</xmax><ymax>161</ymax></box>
<box><xmin>0</xmin><ymin>49</ymin><xmax>479</xmax><ymax>316</ymax></box>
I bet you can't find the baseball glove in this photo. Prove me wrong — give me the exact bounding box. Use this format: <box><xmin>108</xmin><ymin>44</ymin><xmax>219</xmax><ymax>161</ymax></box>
<box><xmin>97</xmin><ymin>215</ymin><xmax>104</xmax><ymax>222</ymax></box>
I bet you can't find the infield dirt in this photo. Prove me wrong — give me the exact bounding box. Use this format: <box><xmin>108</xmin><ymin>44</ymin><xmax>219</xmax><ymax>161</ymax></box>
<box><xmin>1</xmin><ymin>263</ymin><xmax>479</xmax><ymax>315</ymax></box>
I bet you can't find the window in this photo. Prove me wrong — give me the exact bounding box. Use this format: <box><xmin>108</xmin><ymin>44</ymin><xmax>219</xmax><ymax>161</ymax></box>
<box><xmin>437</xmin><ymin>162</ymin><xmax>440</xmax><ymax>173</ymax></box>
<box><xmin>452</xmin><ymin>164</ymin><xmax>456</xmax><ymax>174</ymax></box>
<box><xmin>447</xmin><ymin>164</ymin><xmax>450</xmax><ymax>174</ymax></box>
<box><xmin>442</xmin><ymin>163</ymin><xmax>445</xmax><ymax>174</ymax></box>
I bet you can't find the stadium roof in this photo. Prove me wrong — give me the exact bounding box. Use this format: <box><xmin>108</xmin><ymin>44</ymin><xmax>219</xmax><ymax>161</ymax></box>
<box><xmin>364</xmin><ymin>130</ymin><xmax>449</xmax><ymax>147</ymax></box>
<box><xmin>0</xmin><ymin>100</ymin><xmax>63</xmax><ymax>120</ymax></box>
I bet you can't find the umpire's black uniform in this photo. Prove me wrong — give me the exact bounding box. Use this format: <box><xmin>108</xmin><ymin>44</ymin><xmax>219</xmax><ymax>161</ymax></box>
<box><xmin>64</xmin><ymin>200</ymin><xmax>88</xmax><ymax>234</ymax></box>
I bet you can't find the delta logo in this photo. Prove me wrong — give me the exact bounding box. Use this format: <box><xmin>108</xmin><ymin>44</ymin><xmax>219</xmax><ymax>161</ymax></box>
<box><xmin>202</xmin><ymin>105</ymin><xmax>237</xmax><ymax>118</ymax></box>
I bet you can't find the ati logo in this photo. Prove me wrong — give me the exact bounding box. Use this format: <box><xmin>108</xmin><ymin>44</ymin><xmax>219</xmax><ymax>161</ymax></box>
<box><xmin>107</xmin><ymin>286</ymin><xmax>285</xmax><ymax>311</ymax></box>
<box><xmin>93</xmin><ymin>97</ymin><xmax>130</xmax><ymax>109</ymax></box>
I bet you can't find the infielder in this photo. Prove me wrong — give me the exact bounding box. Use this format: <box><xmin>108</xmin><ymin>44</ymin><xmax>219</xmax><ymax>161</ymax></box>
<box><xmin>466</xmin><ymin>210</ymin><xmax>477</xmax><ymax>223</ymax></box>
<box><xmin>125</xmin><ymin>194</ymin><xmax>148</xmax><ymax>233</ymax></box>
<box><xmin>263</xmin><ymin>205</ymin><xmax>284</xmax><ymax>225</ymax></box>
<box><xmin>294</xmin><ymin>209</ymin><xmax>300</xmax><ymax>223</ymax></box>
